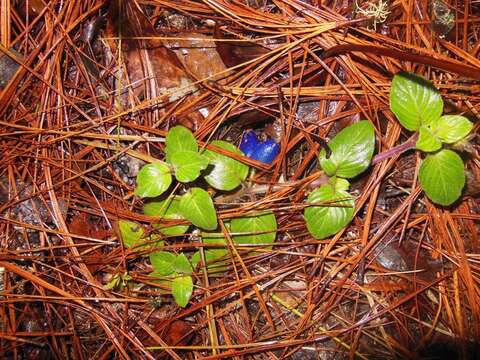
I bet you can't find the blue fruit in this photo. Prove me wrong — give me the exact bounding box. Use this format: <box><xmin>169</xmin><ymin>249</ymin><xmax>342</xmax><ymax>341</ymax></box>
<box><xmin>240</xmin><ymin>131</ymin><xmax>280</xmax><ymax>164</ymax></box>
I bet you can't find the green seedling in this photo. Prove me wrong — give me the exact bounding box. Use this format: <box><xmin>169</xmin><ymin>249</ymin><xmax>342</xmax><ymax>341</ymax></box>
<box><xmin>390</xmin><ymin>72</ymin><xmax>473</xmax><ymax>205</ymax></box>
<box><xmin>117</xmin><ymin>126</ymin><xmax>278</xmax><ymax>307</ymax></box>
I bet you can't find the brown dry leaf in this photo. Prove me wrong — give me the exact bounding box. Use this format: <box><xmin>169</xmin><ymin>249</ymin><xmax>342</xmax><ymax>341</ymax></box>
<box><xmin>106</xmin><ymin>0</ymin><xmax>202</xmax><ymax>127</ymax></box>
<box><xmin>214</xmin><ymin>26</ymin><xmax>270</xmax><ymax>68</ymax></box>
<box><xmin>465</xmin><ymin>168</ymin><xmax>480</xmax><ymax>197</ymax></box>
<box><xmin>165</xmin><ymin>32</ymin><xmax>230</xmax><ymax>82</ymax></box>
<box><xmin>68</xmin><ymin>213</ymin><xmax>109</xmax><ymax>240</ymax></box>
<box><xmin>163</xmin><ymin>320</ymin><xmax>193</xmax><ymax>346</ymax></box>
<box><xmin>15</xmin><ymin>0</ymin><xmax>46</xmax><ymax>18</ymax></box>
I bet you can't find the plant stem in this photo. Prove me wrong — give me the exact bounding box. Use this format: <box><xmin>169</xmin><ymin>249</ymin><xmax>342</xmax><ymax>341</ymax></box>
<box><xmin>372</xmin><ymin>133</ymin><xmax>418</xmax><ymax>165</ymax></box>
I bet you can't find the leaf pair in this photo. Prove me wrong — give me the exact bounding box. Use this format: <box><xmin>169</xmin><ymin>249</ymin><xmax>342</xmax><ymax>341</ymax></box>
<box><xmin>165</xmin><ymin>126</ymin><xmax>209</xmax><ymax>183</ymax></box>
<box><xmin>136</xmin><ymin>126</ymin><xmax>250</xmax><ymax>231</ymax></box>
<box><xmin>117</xmin><ymin>219</ymin><xmax>194</xmax><ymax>307</ymax></box>
<box><xmin>138</xmin><ymin>126</ymin><xmax>249</xmax><ymax>196</ymax></box>
<box><xmin>390</xmin><ymin>72</ymin><xmax>473</xmax><ymax>205</ymax></box>
<box><xmin>150</xmin><ymin>252</ymin><xmax>193</xmax><ymax>307</ymax></box>
<box><xmin>134</xmin><ymin>126</ymin><xmax>209</xmax><ymax>199</ymax></box>
<box><xmin>416</xmin><ymin>115</ymin><xmax>473</xmax><ymax>153</ymax></box>
<box><xmin>167</xmin><ymin>127</ymin><xmax>252</xmax><ymax>189</ymax></box>
<box><xmin>305</xmin><ymin>121</ymin><xmax>376</xmax><ymax>239</ymax></box>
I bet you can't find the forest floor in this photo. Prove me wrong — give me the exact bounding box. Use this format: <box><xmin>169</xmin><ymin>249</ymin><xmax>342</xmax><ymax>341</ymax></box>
<box><xmin>0</xmin><ymin>0</ymin><xmax>479</xmax><ymax>359</ymax></box>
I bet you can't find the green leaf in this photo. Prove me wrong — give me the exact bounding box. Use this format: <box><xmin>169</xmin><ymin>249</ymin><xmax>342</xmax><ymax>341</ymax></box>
<box><xmin>179</xmin><ymin>187</ymin><xmax>217</xmax><ymax>230</ymax></box>
<box><xmin>135</xmin><ymin>162</ymin><xmax>172</xmax><ymax>198</ymax></box>
<box><xmin>390</xmin><ymin>72</ymin><xmax>443</xmax><ymax>131</ymax></box>
<box><xmin>231</xmin><ymin>212</ymin><xmax>277</xmax><ymax>247</ymax></box>
<box><xmin>144</xmin><ymin>198</ymin><xmax>189</xmax><ymax>236</ymax></box>
<box><xmin>418</xmin><ymin>149</ymin><xmax>465</xmax><ymax>206</ymax></box>
<box><xmin>119</xmin><ymin>220</ymin><xmax>145</xmax><ymax>249</ymax></box>
<box><xmin>330</xmin><ymin>177</ymin><xmax>350</xmax><ymax>192</ymax></box>
<box><xmin>165</xmin><ymin>126</ymin><xmax>198</xmax><ymax>163</ymax></box>
<box><xmin>104</xmin><ymin>273</ymin><xmax>121</xmax><ymax>290</ymax></box>
<box><xmin>191</xmin><ymin>233</ymin><xmax>229</xmax><ymax>273</ymax></box>
<box><xmin>431</xmin><ymin>115</ymin><xmax>473</xmax><ymax>144</ymax></box>
<box><xmin>174</xmin><ymin>253</ymin><xmax>193</xmax><ymax>275</ymax></box>
<box><xmin>304</xmin><ymin>183</ymin><xmax>354</xmax><ymax>239</ymax></box>
<box><xmin>203</xmin><ymin>140</ymin><xmax>249</xmax><ymax>191</ymax></box>
<box><xmin>172</xmin><ymin>275</ymin><xmax>193</xmax><ymax>308</ymax></box>
<box><xmin>416</xmin><ymin>125</ymin><xmax>442</xmax><ymax>152</ymax></box>
<box><xmin>149</xmin><ymin>251</ymin><xmax>176</xmax><ymax>276</ymax></box>
<box><xmin>191</xmin><ymin>250</ymin><xmax>228</xmax><ymax>274</ymax></box>
<box><xmin>319</xmin><ymin>121</ymin><xmax>375</xmax><ymax>178</ymax></box>
<box><xmin>146</xmin><ymin>234</ymin><xmax>164</xmax><ymax>250</ymax></box>
<box><xmin>171</xmin><ymin>151</ymin><xmax>209</xmax><ymax>183</ymax></box>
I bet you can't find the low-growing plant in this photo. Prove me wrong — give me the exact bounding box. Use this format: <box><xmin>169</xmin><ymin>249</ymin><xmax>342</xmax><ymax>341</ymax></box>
<box><xmin>304</xmin><ymin>121</ymin><xmax>376</xmax><ymax>239</ymax></box>
<box><xmin>390</xmin><ymin>72</ymin><xmax>473</xmax><ymax>206</ymax></box>
<box><xmin>117</xmin><ymin>126</ymin><xmax>278</xmax><ymax>307</ymax></box>
<box><xmin>114</xmin><ymin>72</ymin><xmax>472</xmax><ymax>307</ymax></box>
<box><xmin>304</xmin><ymin>72</ymin><xmax>473</xmax><ymax>240</ymax></box>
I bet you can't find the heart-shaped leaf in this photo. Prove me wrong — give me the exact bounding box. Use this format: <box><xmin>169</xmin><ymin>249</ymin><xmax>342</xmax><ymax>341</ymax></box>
<box><xmin>171</xmin><ymin>150</ymin><xmax>209</xmax><ymax>182</ymax></box>
<box><xmin>144</xmin><ymin>198</ymin><xmax>189</xmax><ymax>236</ymax></box>
<box><xmin>304</xmin><ymin>183</ymin><xmax>354</xmax><ymax>239</ymax></box>
<box><xmin>231</xmin><ymin>212</ymin><xmax>277</xmax><ymax>247</ymax></box>
<box><xmin>172</xmin><ymin>275</ymin><xmax>193</xmax><ymax>308</ymax></box>
<box><xmin>118</xmin><ymin>220</ymin><xmax>145</xmax><ymax>249</ymax></box>
<box><xmin>419</xmin><ymin>149</ymin><xmax>465</xmax><ymax>206</ymax></box>
<box><xmin>390</xmin><ymin>72</ymin><xmax>443</xmax><ymax>131</ymax></box>
<box><xmin>135</xmin><ymin>162</ymin><xmax>172</xmax><ymax>198</ymax></box>
<box><xmin>165</xmin><ymin>125</ymin><xmax>198</xmax><ymax>163</ymax></box>
<box><xmin>150</xmin><ymin>251</ymin><xmax>176</xmax><ymax>276</ymax></box>
<box><xmin>319</xmin><ymin>121</ymin><xmax>375</xmax><ymax>178</ymax></box>
<box><xmin>431</xmin><ymin>115</ymin><xmax>473</xmax><ymax>144</ymax></box>
<box><xmin>416</xmin><ymin>125</ymin><xmax>442</xmax><ymax>152</ymax></box>
<box><xmin>179</xmin><ymin>187</ymin><xmax>217</xmax><ymax>230</ymax></box>
<box><xmin>203</xmin><ymin>140</ymin><xmax>249</xmax><ymax>191</ymax></box>
<box><xmin>174</xmin><ymin>253</ymin><xmax>193</xmax><ymax>275</ymax></box>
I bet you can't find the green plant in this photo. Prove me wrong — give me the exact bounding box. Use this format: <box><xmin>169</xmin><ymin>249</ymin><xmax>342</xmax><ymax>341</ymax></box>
<box><xmin>304</xmin><ymin>121</ymin><xmax>376</xmax><ymax>239</ymax></box>
<box><xmin>149</xmin><ymin>252</ymin><xmax>194</xmax><ymax>307</ymax></box>
<box><xmin>189</xmin><ymin>211</ymin><xmax>278</xmax><ymax>274</ymax></box>
<box><xmin>103</xmin><ymin>272</ymin><xmax>133</xmax><ymax>291</ymax></box>
<box><xmin>117</xmin><ymin>219</ymin><xmax>163</xmax><ymax>250</ymax></box>
<box><xmin>390</xmin><ymin>72</ymin><xmax>473</xmax><ymax>205</ymax></box>
<box><xmin>117</xmin><ymin>126</ymin><xmax>278</xmax><ymax>307</ymax></box>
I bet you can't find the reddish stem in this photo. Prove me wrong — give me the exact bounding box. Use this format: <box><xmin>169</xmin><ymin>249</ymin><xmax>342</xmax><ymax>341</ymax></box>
<box><xmin>372</xmin><ymin>133</ymin><xmax>418</xmax><ymax>165</ymax></box>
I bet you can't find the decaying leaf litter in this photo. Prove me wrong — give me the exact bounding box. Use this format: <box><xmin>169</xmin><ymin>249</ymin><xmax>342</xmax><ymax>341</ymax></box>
<box><xmin>0</xmin><ymin>0</ymin><xmax>479</xmax><ymax>358</ymax></box>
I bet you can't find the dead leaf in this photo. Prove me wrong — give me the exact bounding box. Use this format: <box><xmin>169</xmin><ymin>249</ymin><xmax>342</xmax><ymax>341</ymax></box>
<box><xmin>214</xmin><ymin>26</ymin><xmax>270</xmax><ymax>68</ymax></box>
<box><xmin>15</xmin><ymin>0</ymin><xmax>46</xmax><ymax>18</ymax></box>
<box><xmin>165</xmin><ymin>32</ymin><xmax>230</xmax><ymax>82</ymax></box>
<box><xmin>164</xmin><ymin>320</ymin><xmax>193</xmax><ymax>346</ymax></box>
<box><xmin>69</xmin><ymin>213</ymin><xmax>109</xmax><ymax>240</ymax></box>
<box><xmin>106</xmin><ymin>1</ymin><xmax>199</xmax><ymax>109</ymax></box>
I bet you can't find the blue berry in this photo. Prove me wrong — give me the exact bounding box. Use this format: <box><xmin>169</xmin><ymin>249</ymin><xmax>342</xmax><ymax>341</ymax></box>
<box><xmin>240</xmin><ymin>131</ymin><xmax>280</xmax><ymax>164</ymax></box>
